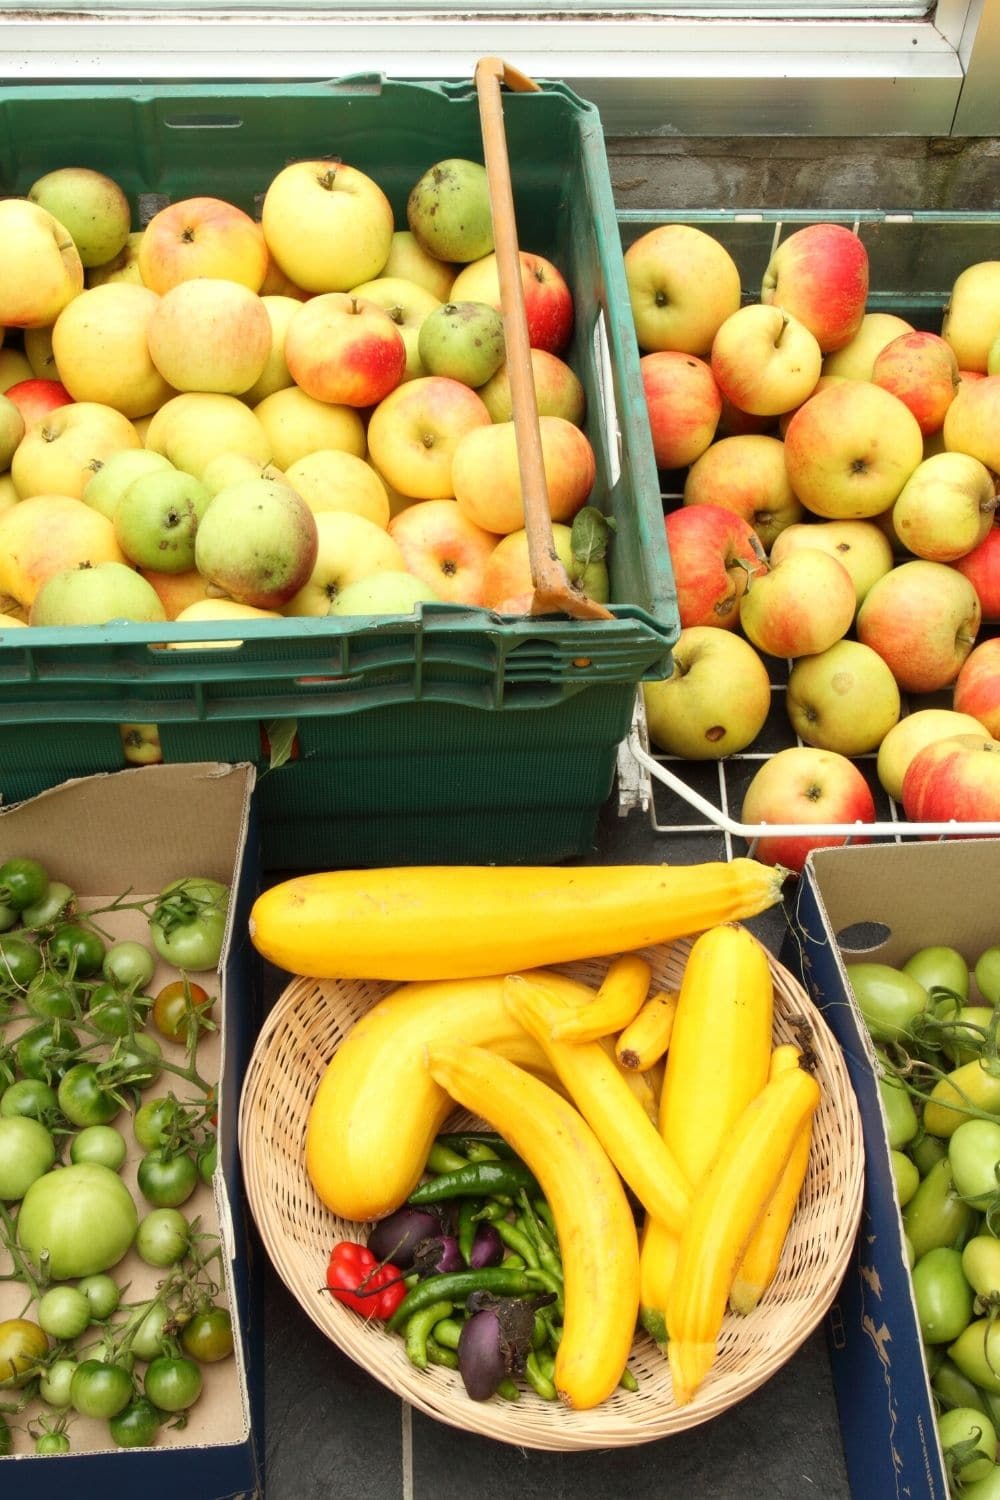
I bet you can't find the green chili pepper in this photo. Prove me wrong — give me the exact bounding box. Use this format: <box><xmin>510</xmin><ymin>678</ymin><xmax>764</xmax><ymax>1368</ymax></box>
<box><xmin>404</xmin><ymin>1299</ymin><xmax>453</xmax><ymax>1369</ymax></box>
<box><xmin>533</xmin><ymin>1197</ymin><xmax>557</xmax><ymax>1240</ymax></box>
<box><xmin>531</xmin><ymin>1313</ymin><xmax>549</xmax><ymax>1351</ymax></box>
<box><xmin>425</xmin><ymin>1141</ymin><xmax>469</xmax><ymax>1174</ymax></box>
<box><xmin>471</xmin><ymin>1200</ymin><xmax>507</xmax><ymax>1222</ymax></box>
<box><xmin>408</xmin><ymin>1159</ymin><xmax>540</xmax><ymax>1205</ymax></box>
<box><xmin>495</xmin><ymin>1219</ymin><xmax>540</xmax><ymax>1268</ymax></box>
<box><xmin>497</xmin><ymin>1377</ymin><xmax>521</xmax><ymax>1401</ymax></box>
<box><xmin>525</xmin><ymin>1350</ymin><xmax>557</xmax><ymax>1401</ymax></box>
<box><xmin>436</xmin><ymin>1131</ymin><xmax>519</xmax><ymax>1161</ymax></box>
<box><xmin>529</xmin><ymin>1268</ymin><xmax>565</xmax><ymax>1320</ymax></box>
<box><xmin>430</xmin><ymin>1317</ymin><xmax>464</xmax><ymax>1351</ymax></box>
<box><xmin>457</xmin><ymin>1199</ymin><xmax>480</xmax><ymax>1266</ymax></box>
<box><xmin>425</xmin><ymin>1338</ymin><xmax>459</xmax><ymax>1370</ymax></box>
<box><xmin>619</xmin><ymin>1367</ymin><xmax>639</xmax><ymax>1393</ymax></box>
<box><xmin>463</xmin><ymin>1141</ymin><xmax>502</xmax><ymax>1162</ymax></box>
<box><xmin>387</xmin><ymin>1267</ymin><xmax>546</xmax><ymax>1333</ymax></box>
<box><xmin>518</xmin><ymin>1192</ymin><xmax>564</xmax><ymax>1283</ymax></box>
<box><xmin>501</xmin><ymin>1253</ymin><xmax>526</xmax><ymax>1271</ymax></box>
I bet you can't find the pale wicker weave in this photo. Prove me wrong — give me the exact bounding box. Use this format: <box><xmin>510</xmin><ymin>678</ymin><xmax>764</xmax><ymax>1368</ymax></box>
<box><xmin>238</xmin><ymin>940</ymin><xmax>864</xmax><ymax>1450</ymax></box>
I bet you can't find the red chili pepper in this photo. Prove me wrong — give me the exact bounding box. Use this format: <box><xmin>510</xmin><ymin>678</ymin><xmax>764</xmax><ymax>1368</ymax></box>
<box><xmin>325</xmin><ymin>1241</ymin><xmax>407</xmax><ymax>1320</ymax></box>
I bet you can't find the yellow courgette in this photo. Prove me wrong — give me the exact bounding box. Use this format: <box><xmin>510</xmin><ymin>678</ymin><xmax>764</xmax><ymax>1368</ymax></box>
<box><xmin>425</xmin><ymin>1041</ymin><xmax>640</xmax><ymax>1411</ymax></box>
<box><xmin>503</xmin><ymin>973</ymin><xmax>691</xmax><ymax>1234</ymax></box>
<box><xmin>616</xmin><ymin>991</ymin><xmax>678</xmax><ymax>1072</ymax></box>
<box><xmin>659</xmin><ymin>922</ymin><xmax>774</xmax><ymax>1188</ymax></box>
<box><xmin>667</xmin><ymin>1065</ymin><xmax>821</xmax><ymax>1406</ymax></box>
<box><xmin>548</xmin><ymin>954</ymin><xmax>652</xmax><ymax>1043</ymax></box>
<box><xmin>249</xmin><ymin>860</ymin><xmax>788</xmax><ymax>980</ymax></box>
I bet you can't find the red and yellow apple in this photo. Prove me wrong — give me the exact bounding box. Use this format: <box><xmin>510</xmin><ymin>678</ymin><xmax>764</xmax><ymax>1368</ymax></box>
<box><xmin>767</xmin><ymin>518</ymin><xmax>894</xmax><ymax>612</ymax></box>
<box><xmin>856</xmin><ymin>558</ymin><xmax>981</xmax><ymax>694</ymax></box>
<box><xmin>0</xmin><ymin>494</ymin><xmax>127</xmax><ymax>608</ymax></box>
<box><xmin>683</xmin><ymin>434</ymin><xmax>804</xmax><ymax>550</ymax></box>
<box><xmin>710</xmin><ymin>305</ymin><xmax>823</xmax><ymax>418</ymax></box>
<box><xmin>952</xmin><ymin>525</ymin><xmax>1000</xmax><ymax>622</ymax></box>
<box><xmin>451</xmin><ymin>416</ymin><xmax>595</xmax><ymax>535</ymax></box>
<box><xmin>663</xmin><ymin>503</ymin><xmax>767</xmax><ymax>631</ymax></box>
<box><xmin>349</xmin><ymin>276</ymin><xmax>442</xmax><ymax>383</ymax></box>
<box><xmin>783</xmin><ymin>381</ymin><xmax>924</xmax><ymax>520</ymax></box>
<box><xmin>639</xmin><ymin>351</ymin><xmax>721</xmax><ymax>470</ymax></box>
<box><xmin>740</xmin><ymin>744</ymin><xmax>877</xmax><ymax>873</ymax></box>
<box><xmin>3</xmin><ymin>377</ymin><xmax>74</xmax><ymax>429</ymax></box>
<box><xmin>739</xmin><ymin>547</ymin><xmax>856</xmax><ymax>660</ymax></box>
<box><xmin>761</xmin><ymin>223</ymin><xmax>869</xmax><ymax>354</ymax></box>
<box><xmin>902</xmin><ymin>732</ymin><xmax>1000</xmax><ymax>826</ymax></box>
<box><xmin>623</xmin><ymin>223</ymin><xmax>741</xmax><ymax>356</ymax></box>
<box><xmin>284</xmin><ymin>293</ymin><xmax>406</xmax><ymax>407</ymax></box>
<box><xmin>871</xmin><ymin>330</ymin><xmax>961</xmax><ymax>436</ymax></box>
<box><xmin>953</xmin><ymin>637</ymin><xmax>1000</xmax><ymax>739</ymax></box>
<box><xmin>876</xmin><ymin>707</ymin><xmax>989</xmax><ymax>804</ymax></box>
<box><xmin>450</xmin><ymin>250</ymin><xmax>573</xmax><ymax>356</ymax></box>
<box><xmin>642</xmin><ymin>625</ymin><xmax>772</xmax><ymax>759</ymax></box>
<box><xmin>366</xmin><ymin>376</ymin><xmax>491</xmax><ymax>501</ymax></box>
<box><xmin>138</xmin><ymin>196</ymin><xmax>268</xmax><ymax>293</ymax></box>
<box><xmin>387</xmin><ymin>498</ymin><xmax>497</xmax><ymax>606</ymax></box>
<box><xmin>479</xmin><ymin>522</ymin><xmax>609</xmax><ymax>614</ymax></box>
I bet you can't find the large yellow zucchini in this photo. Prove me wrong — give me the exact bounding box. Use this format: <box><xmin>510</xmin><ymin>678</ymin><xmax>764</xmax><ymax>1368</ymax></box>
<box><xmin>425</xmin><ymin>1041</ymin><xmax>641</xmax><ymax>1411</ymax></box>
<box><xmin>305</xmin><ymin>972</ymin><xmax>569</xmax><ymax>1220</ymax></box>
<box><xmin>250</xmin><ymin>860</ymin><xmax>788</xmax><ymax>981</ymax></box>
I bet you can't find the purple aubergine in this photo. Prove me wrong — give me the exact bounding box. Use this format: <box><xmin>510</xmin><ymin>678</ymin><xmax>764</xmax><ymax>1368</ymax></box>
<box><xmin>468</xmin><ymin>1222</ymin><xmax>504</xmax><ymax>1269</ymax></box>
<box><xmin>457</xmin><ymin>1309</ymin><xmax>507</xmax><ymax>1401</ymax></box>
<box><xmin>366</xmin><ymin>1208</ymin><xmax>442</xmax><ymax>1269</ymax></box>
<box><xmin>411</xmin><ymin>1234</ymin><xmax>464</xmax><ymax>1277</ymax></box>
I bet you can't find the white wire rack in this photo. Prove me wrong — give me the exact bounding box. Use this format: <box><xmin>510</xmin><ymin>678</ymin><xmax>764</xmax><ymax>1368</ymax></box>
<box><xmin>615</xmin><ymin>501</ymin><xmax>1000</xmax><ymax>860</ymax></box>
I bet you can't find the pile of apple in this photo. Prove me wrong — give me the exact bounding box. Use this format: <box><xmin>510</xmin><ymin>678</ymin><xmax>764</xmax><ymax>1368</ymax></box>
<box><xmin>0</xmin><ymin>156</ymin><xmax>607</xmax><ymax>658</ymax></box>
<box><xmin>626</xmin><ymin>220</ymin><xmax>1000</xmax><ymax>864</ymax></box>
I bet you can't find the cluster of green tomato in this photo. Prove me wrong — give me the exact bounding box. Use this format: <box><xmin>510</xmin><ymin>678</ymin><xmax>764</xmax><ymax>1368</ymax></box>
<box><xmin>847</xmin><ymin>941</ymin><xmax>1000</xmax><ymax>1497</ymax></box>
<box><xmin>0</xmin><ymin>855</ymin><xmax>234</xmax><ymax>1458</ymax></box>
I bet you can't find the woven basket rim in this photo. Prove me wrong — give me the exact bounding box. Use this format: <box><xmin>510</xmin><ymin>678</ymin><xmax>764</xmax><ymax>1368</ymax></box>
<box><xmin>238</xmin><ymin>940</ymin><xmax>865</xmax><ymax>1450</ymax></box>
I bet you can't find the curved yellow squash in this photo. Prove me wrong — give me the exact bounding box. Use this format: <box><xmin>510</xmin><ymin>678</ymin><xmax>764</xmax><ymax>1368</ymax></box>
<box><xmin>425</xmin><ymin>1041</ymin><xmax>640</xmax><ymax>1411</ymax></box>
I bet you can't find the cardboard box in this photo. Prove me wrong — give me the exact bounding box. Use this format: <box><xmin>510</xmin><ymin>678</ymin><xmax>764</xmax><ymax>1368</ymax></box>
<box><xmin>785</xmin><ymin>839</ymin><xmax>1000</xmax><ymax>1500</ymax></box>
<box><xmin>0</xmin><ymin>762</ymin><xmax>262</xmax><ymax>1499</ymax></box>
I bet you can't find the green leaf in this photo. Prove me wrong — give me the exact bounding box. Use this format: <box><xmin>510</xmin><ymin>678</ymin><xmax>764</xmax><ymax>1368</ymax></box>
<box><xmin>570</xmin><ymin>507</ymin><xmax>614</xmax><ymax>566</ymax></box>
<box><xmin>264</xmin><ymin>719</ymin><xmax>298</xmax><ymax>772</ymax></box>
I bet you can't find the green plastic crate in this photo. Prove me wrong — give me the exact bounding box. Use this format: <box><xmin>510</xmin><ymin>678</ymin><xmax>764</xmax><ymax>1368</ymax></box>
<box><xmin>0</xmin><ymin>76</ymin><xmax>677</xmax><ymax>869</ymax></box>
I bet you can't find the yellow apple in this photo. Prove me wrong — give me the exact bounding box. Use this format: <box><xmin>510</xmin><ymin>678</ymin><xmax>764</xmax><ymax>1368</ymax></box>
<box><xmin>821</xmin><ymin>312</ymin><xmax>914</xmax><ymax>381</ymax></box>
<box><xmin>786</xmin><ymin>638</ymin><xmax>901</xmax><ymax>756</ymax></box>
<box><xmin>0</xmin><ymin>197</ymin><xmax>85</xmax><ymax>328</ymax></box>
<box><xmin>200</xmin><ymin>451</ymin><xmax>290</xmax><ymax>497</ymax></box>
<box><xmin>166</xmin><ymin>597</ymin><xmax>282</xmax><ymax>649</ymax></box>
<box><xmin>145</xmin><ymin>393</ymin><xmax>272</xmax><ymax>480</ymax></box>
<box><xmin>387</xmin><ymin>498</ymin><xmax>498</xmax><ymax>605</ymax></box>
<box><xmin>118</xmin><ymin>722</ymin><xmax>163</xmax><ymax>765</ymax></box>
<box><xmin>24</xmin><ymin>326</ymin><xmax>58</xmax><ymax>381</ymax></box>
<box><xmin>876</xmin><ymin>707</ymin><xmax>989</xmax><ymax>803</ymax></box>
<box><xmin>942</xmin><ymin>375</ymin><xmax>1000</xmax><ymax>473</ymax></box>
<box><xmin>0</xmin><ymin>348</ymin><xmax>33</xmax><ymax>392</ymax></box>
<box><xmin>12</xmin><ymin>402</ymin><xmax>141</xmax><ymax>500</ymax></box>
<box><xmin>239</xmin><ymin>295</ymin><xmax>301</xmax><ymax>406</ymax></box>
<box><xmin>52</xmin><ymin>282</ymin><xmax>175</xmax><ymax>418</ymax></box>
<box><xmin>381</xmin><ymin>230</ymin><xmax>457</xmax><ymax>302</ymax></box>
<box><xmin>365</xmin><ymin>376</ymin><xmax>491</xmax><ymax>501</ymax></box>
<box><xmin>783</xmin><ymin>381</ymin><xmax>924</xmax><ymax>519</ymax></box>
<box><xmin>942</xmin><ymin>261</ymin><xmax>1000</xmax><ymax>373</ymax></box>
<box><xmin>251</xmin><ymin>386</ymin><xmax>365</xmax><ymax>471</ymax></box>
<box><xmin>623</xmin><ymin>223</ymin><xmax>741</xmax><ymax>356</ymax></box>
<box><xmin>348</xmin><ymin>275</ymin><xmax>442</xmax><ymax>383</ymax></box>
<box><xmin>147</xmin><ymin>278</ymin><xmax>271</xmax><ymax>395</ymax></box>
<box><xmin>282</xmin><ymin>509</ymin><xmax>406</xmax><ymax>616</ymax></box>
<box><xmin>642</xmin><ymin>626</ymin><xmax>772</xmax><ymax>759</ymax></box>
<box><xmin>768</xmin><ymin>518</ymin><xmax>894</xmax><ymax>612</ymax></box>
<box><xmin>0</xmin><ymin>472</ymin><xmax>20</xmax><ymax>515</ymax></box>
<box><xmin>283</xmin><ymin>450</ymin><xmax>390</xmax><ymax>527</ymax></box>
<box><xmin>138</xmin><ymin>196</ymin><xmax>268</xmax><ymax>293</ymax></box>
<box><xmin>710</xmin><ymin>304</ymin><xmax>823</xmax><ymax>418</ymax></box>
<box><xmin>451</xmin><ymin>416</ymin><xmax>596</xmax><ymax>535</ymax></box>
<box><xmin>28</xmin><ymin>166</ymin><xmax>132</xmax><ymax>269</ymax></box>
<box><xmin>87</xmin><ymin>231</ymin><xmax>145</xmax><ymax>288</ymax></box>
<box><xmin>0</xmin><ymin>494</ymin><xmax>127</xmax><ymax>608</ymax></box>
<box><xmin>261</xmin><ymin>159</ymin><xmax>394</xmax><ymax>294</ymax></box>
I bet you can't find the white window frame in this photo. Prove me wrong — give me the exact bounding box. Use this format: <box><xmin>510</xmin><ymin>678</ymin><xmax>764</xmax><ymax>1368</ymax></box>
<box><xmin>0</xmin><ymin>0</ymin><xmax>997</xmax><ymax>137</ymax></box>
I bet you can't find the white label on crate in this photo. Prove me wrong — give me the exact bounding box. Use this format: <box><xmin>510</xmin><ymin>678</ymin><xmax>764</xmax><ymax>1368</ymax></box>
<box><xmin>592</xmin><ymin>308</ymin><xmax>622</xmax><ymax>487</ymax></box>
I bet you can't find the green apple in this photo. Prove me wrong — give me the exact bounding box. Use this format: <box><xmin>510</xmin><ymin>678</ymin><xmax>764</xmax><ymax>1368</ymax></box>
<box><xmin>114</xmin><ymin>468</ymin><xmax>214</xmax><ymax>573</ymax></box>
<box><xmin>0</xmin><ymin>392</ymin><xmax>25</xmax><ymax>470</ymax></box>
<box><xmin>82</xmin><ymin>449</ymin><xmax>174</xmax><ymax>521</ymax></box>
<box><xmin>329</xmin><ymin>570</ymin><xmax>440</xmax><ymax>616</ymax></box>
<box><xmin>194</xmin><ymin>477</ymin><xmax>318</xmax><ymax>609</ymax></box>
<box><xmin>29</xmin><ymin>561</ymin><xmax>166</xmax><ymax>625</ymax></box>
<box><xmin>406</xmin><ymin>159</ymin><xmax>493</xmax><ymax>264</ymax></box>
<box><xmin>28</xmin><ymin>166</ymin><xmax>132</xmax><ymax>269</ymax></box>
<box><xmin>417</xmin><ymin>301</ymin><xmax>505</xmax><ymax>388</ymax></box>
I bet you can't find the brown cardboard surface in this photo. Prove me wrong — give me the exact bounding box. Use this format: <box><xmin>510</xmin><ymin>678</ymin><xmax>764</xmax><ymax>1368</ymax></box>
<box><xmin>804</xmin><ymin>839</ymin><xmax>1000</xmax><ymax>1004</ymax></box>
<box><xmin>0</xmin><ymin>763</ymin><xmax>255</xmax><ymax>1462</ymax></box>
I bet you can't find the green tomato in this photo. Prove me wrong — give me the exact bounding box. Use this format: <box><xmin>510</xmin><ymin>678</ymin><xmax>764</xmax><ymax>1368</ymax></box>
<box><xmin>950</xmin><ymin>1118</ymin><xmax>1000</xmax><ymax>1205</ymax></box>
<box><xmin>951</xmin><ymin>1318</ymin><xmax>1000</xmax><ymax>1395</ymax></box>
<box><xmin>0</xmin><ymin>1115</ymin><xmax>56</xmax><ymax>1201</ymax></box>
<box><xmin>133</xmin><ymin>1095</ymin><xmax>182</xmax><ymax>1152</ymax></box>
<box><xmin>955</xmin><ymin>1463</ymin><xmax>1000</xmax><ymax>1499</ymax></box>
<box><xmin>925</xmin><ymin>1059</ymin><xmax>1000</xmax><ymax>1139</ymax></box>
<box><xmin>35</xmin><ymin>1430</ymin><xmax>71</xmax><ymax>1455</ymax></box>
<box><xmin>20</xmin><ymin>880</ymin><xmax>75</xmax><ymax>930</ymax></box>
<box><xmin>197</xmin><ymin>1135</ymin><xmax>217</xmax><ymax>1186</ymax></box>
<box><xmin>17</xmin><ymin>1162</ymin><xmax>138</xmax><ymax>1279</ymax></box>
<box><xmin>75</xmin><ymin>1273</ymin><xmax>121</xmax><ymax>1321</ymax></box>
<box><xmin>845</xmin><ymin>961</ymin><xmax>930</xmax><ymax>1043</ymax></box>
<box><xmin>932</xmin><ymin>1355</ymin><xmax>990</xmax><ymax>1414</ymax></box>
<box><xmin>101</xmin><ymin>939</ymin><xmax>156</xmax><ymax>991</ymax></box>
<box><xmin>48</xmin><ymin>922</ymin><xmax>106</xmax><ymax>978</ymax></box>
<box><xmin>149</xmin><ymin>876</ymin><xmax>229</xmax><ymax>973</ymax></box>
<box><xmin>57</xmin><ymin>1062</ymin><xmax>122</xmax><ymax>1128</ymax></box>
<box><xmin>70</xmin><ymin>1357</ymin><xmax>133</xmax><ymax>1419</ymax></box>
<box><xmin>911</xmin><ymin>1131</ymin><xmax>949</xmax><ymax>1178</ymax></box>
<box><xmin>962</xmin><ymin>1237</ymin><xmax>1000</xmax><ymax>1300</ymax></box>
<box><xmin>117</xmin><ymin>1032</ymin><xmax>162</xmax><ymax>1090</ymax></box>
<box><xmin>143</xmin><ymin>1354</ymin><xmax>203</xmax><ymax>1413</ymax></box>
<box><xmin>15</xmin><ymin>1019</ymin><xmax>81</xmax><ymax>1085</ymax></box>
<box><xmin>0</xmin><ymin>902</ymin><xmax>17</xmax><ymax>933</ymax></box>
<box><xmin>903</xmin><ymin>944</ymin><xmax>971</xmax><ymax>1000</ymax></box>
<box><xmin>36</xmin><ymin>1284</ymin><xmax>93</xmax><ymax>1341</ymax></box>
<box><xmin>0</xmin><ymin>1317</ymin><xmax>48</xmax><ymax>1389</ymax></box>
<box><xmin>940</xmin><ymin>1004</ymin><xmax>998</xmax><ymax>1068</ymax></box>
<box><xmin>891</xmin><ymin>1149</ymin><xmax>920</xmax><ymax>1208</ymax></box>
<box><xmin>0</xmin><ymin>1078</ymin><xmax>59</xmax><ymax>1123</ymax></box>
<box><xmin>878</xmin><ymin>1068</ymin><xmax>919</xmax><ymax>1149</ymax></box>
<box><xmin>135</xmin><ymin>1207</ymin><xmax>190</xmax><ymax>1268</ymax></box>
<box><xmin>38</xmin><ymin>1356</ymin><xmax>77</xmax><ymax>1409</ymax></box>
<box><xmin>137</xmin><ymin>1146</ymin><xmax>198</xmax><ymax>1209</ymax></box>
<box><xmin>0</xmin><ymin>932</ymin><xmax>43</xmax><ymax>991</ymax></box>
<box><xmin>937</xmin><ymin>1406</ymin><xmax>997</xmax><ymax>1483</ymax></box>
<box><xmin>71</xmin><ymin>1124</ymin><xmax>128</xmax><ymax>1171</ymax></box>
<box><xmin>180</xmin><ymin>1304</ymin><xmax>234</xmax><ymax>1364</ymax></box>
<box><xmin>130</xmin><ymin>1299</ymin><xmax>173</xmax><ymax>1363</ymax></box>
<box><xmin>0</xmin><ymin>856</ymin><xmax>49</xmax><ymax>912</ymax></box>
<box><xmin>975</xmin><ymin>945</ymin><xmax>1000</xmax><ymax>1007</ymax></box>
<box><xmin>903</xmin><ymin>1158</ymin><xmax>978</xmax><ymax>1262</ymax></box>
<box><xmin>912</xmin><ymin>1246</ymin><xmax>974</xmax><ymax>1345</ymax></box>
<box><xmin>109</xmin><ymin>1395</ymin><xmax>164</xmax><ymax>1450</ymax></box>
<box><xmin>87</xmin><ymin>982</ymin><xmax>151</xmax><ymax>1038</ymax></box>
<box><xmin>24</xmin><ymin>974</ymin><xmax>80</xmax><ymax>1022</ymax></box>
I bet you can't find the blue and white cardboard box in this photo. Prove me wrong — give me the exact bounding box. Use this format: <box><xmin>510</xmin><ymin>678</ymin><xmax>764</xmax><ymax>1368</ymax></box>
<box><xmin>784</xmin><ymin>838</ymin><xmax>1000</xmax><ymax>1500</ymax></box>
<box><xmin>0</xmin><ymin>762</ymin><xmax>263</xmax><ymax>1500</ymax></box>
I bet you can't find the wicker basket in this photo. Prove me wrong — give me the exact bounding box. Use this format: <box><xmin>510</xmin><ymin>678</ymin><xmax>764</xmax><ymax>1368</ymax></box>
<box><xmin>237</xmin><ymin>940</ymin><xmax>864</xmax><ymax>1450</ymax></box>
